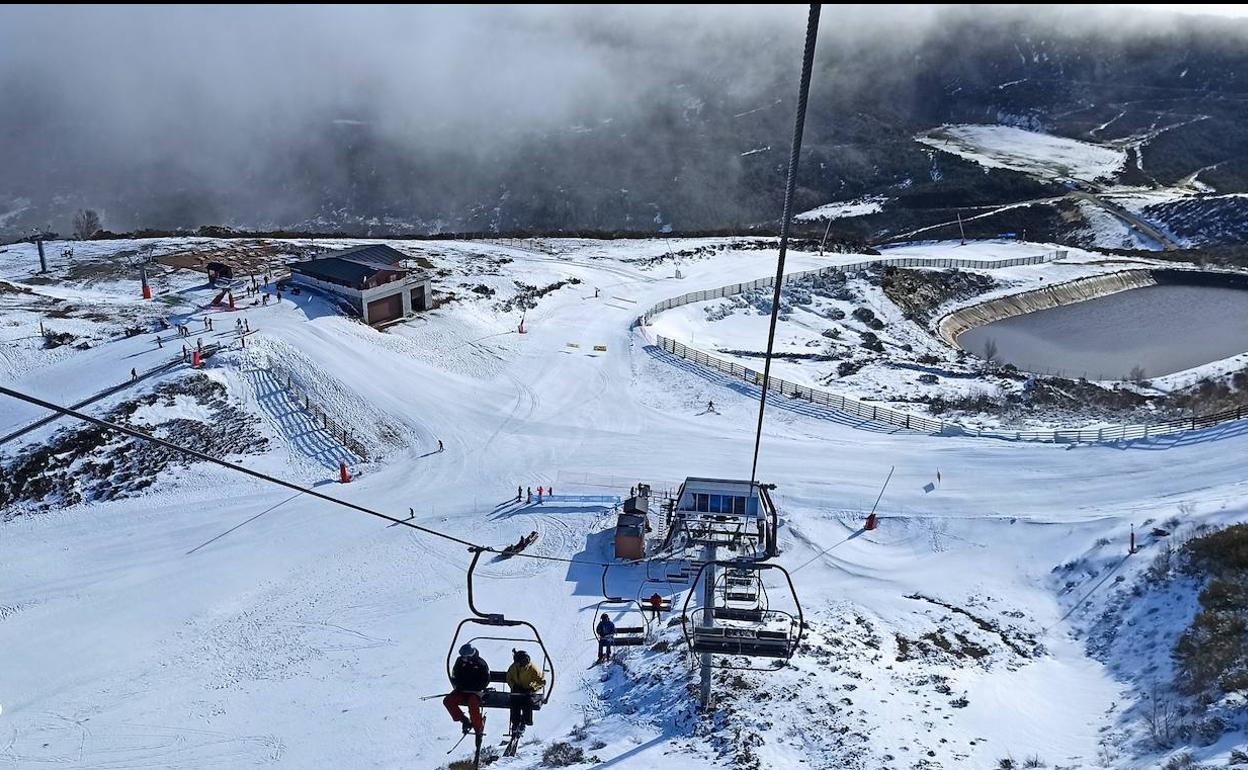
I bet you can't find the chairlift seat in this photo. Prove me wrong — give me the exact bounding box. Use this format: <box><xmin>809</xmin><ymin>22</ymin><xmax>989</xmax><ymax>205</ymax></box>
<box><xmin>690</xmin><ymin>626</ymin><xmax>794</xmax><ymax>658</ymax></box>
<box><xmin>480</xmin><ymin>688</ymin><xmax>544</xmax><ymax>710</ymax></box>
<box><xmin>713</xmin><ymin>607</ymin><xmax>766</xmax><ymax>622</ymax></box>
<box><xmin>612</xmin><ymin>634</ymin><xmax>646</xmax><ymax>647</ymax></box>
<box><xmin>725</xmin><ymin>591</ymin><xmax>759</xmax><ymax>603</ymax></box>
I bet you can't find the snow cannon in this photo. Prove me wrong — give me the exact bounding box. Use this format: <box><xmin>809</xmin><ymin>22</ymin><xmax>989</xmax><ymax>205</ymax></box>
<box><xmin>339</xmin><ymin>462</ymin><xmax>351</xmax><ymax>484</ymax></box>
<box><xmin>141</xmin><ymin>267</ymin><xmax>152</xmax><ymax>300</ymax></box>
<box><xmin>191</xmin><ymin>350</ymin><xmax>202</xmax><ymax>369</ymax></box>
<box><xmin>864</xmin><ymin>512</ymin><xmax>877</xmax><ymax>531</ymax></box>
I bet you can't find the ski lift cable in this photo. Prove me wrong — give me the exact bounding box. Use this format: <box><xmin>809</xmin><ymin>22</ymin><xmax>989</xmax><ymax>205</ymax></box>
<box><xmin>0</xmin><ymin>385</ymin><xmax>676</xmax><ymax>570</ymax></box>
<box><xmin>749</xmin><ymin>3</ymin><xmax>822</xmax><ymax>489</ymax></box>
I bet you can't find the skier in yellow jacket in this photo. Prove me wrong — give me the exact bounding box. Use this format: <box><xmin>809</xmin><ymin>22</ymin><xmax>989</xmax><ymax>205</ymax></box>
<box><xmin>505</xmin><ymin>649</ymin><xmax>545</xmax><ymax>735</ymax></box>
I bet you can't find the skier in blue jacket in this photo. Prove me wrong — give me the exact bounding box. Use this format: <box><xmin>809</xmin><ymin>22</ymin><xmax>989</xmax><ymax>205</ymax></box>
<box><xmin>596</xmin><ymin>614</ymin><xmax>616</xmax><ymax>663</ymax></box>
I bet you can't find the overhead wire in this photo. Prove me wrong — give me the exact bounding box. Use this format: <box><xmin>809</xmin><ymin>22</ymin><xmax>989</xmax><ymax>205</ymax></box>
<box><xmin>749</xmin><ymin>3</ymin><xmax>822</xmax><ymax>488</ymax></box>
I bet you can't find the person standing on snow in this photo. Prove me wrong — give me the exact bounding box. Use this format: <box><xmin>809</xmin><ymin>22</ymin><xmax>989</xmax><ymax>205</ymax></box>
<box><xmin>516</xmin><ymin>485</ymin><xmax>523</xmax><ymax>502</ymax></box>
<box><xmin>444</xmin><ymin>644</ymin><xmax>491</xmax><ymax>735</ymax></box>
<box><xmin>505</xmin><ymin>649</ymin><xmax>545</xmax><ymax>735</ymax></box>
<box><xmin>596</xmin><ymin>613</ymin><xmax>616</xmax><ymax>663</ymax></box>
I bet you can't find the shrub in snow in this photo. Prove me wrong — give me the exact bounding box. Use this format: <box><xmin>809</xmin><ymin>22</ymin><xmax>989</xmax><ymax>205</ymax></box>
<box><xmin>1160</xmin><ymin>752</ymin><xmax>1209</xmax><ymax>770</ymax></box>
<box><xmin>838</xmin><ymin>360</ymin><xmax>865</xmax><ymax>378</ymax></box>
<box><xmin>781</xmin><ymin>283</ymin><xmax>814</xmax><ymax>307</ymax></box>
<box><xmin>1172</xmin><ymin>524</ymin><xmax>1248</xmax><ymax>697</ymax></box>
<box><xmin>827</xmin><ymin>307</ymin><xmax>846</xmax><ymax>321</ymax></box>
<box><xmin>703</xmin><ymin>300</ymin><xmax>739</xmax><ymax>322</ymax></box>
<box><xmin>820</xmin><ymin>328</ymin><xmax>841</xmax><ymax>339</ymax></box>
<box><xmin>859</xmin><ymin>331</ymin><xmax>885</xmax><ymax>353</ymax></box>
<box><xmin>542</xmin><ymin>742</ymin><xmax>589</xmax><ymax>767</ymax></box>
<box><xmin>918</xmin><ymin>374</ymin><xmax>938</xmax><ymax>385</ymax></box>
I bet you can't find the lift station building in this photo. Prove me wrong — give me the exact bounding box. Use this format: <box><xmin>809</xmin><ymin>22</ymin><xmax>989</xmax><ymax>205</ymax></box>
<box><xmin>287</xmin><ymin>244</ymin><xmax>432</xmax><ymax>326</ymax></box>
<box><xmin>672</xmin><ymin>477</ymin><xmax>778</xmax><ymax>554</ymax></box>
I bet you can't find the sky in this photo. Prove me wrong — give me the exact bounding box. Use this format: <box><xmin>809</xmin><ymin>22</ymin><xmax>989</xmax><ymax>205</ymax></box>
<box><xmin>1124</xmin><ymin>4</ymin><xmax>1248</xmax><ymax>16</ymax></box>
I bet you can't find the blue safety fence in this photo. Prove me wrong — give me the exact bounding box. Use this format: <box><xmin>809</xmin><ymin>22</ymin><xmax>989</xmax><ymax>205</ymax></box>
<box><xmin>535</xmin><ymin>494</ymin><xmax>622</xmax><ymax>505</ymax></box>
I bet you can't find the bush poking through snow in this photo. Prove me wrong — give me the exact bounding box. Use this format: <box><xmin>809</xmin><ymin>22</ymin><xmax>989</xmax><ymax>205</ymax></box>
<box><xmin>1173</xmin><ymin>524</ymin><xmax>1248</xmax><ymax>698</ymax></box>
<box><xmin>542</xmin><ymin>742</ymin><xmax>590</xmax><ymax>767</ymax></box>
<box><xmin>1160</xmin><ymin>751</ymin><xmax>1210</xmax><ymax>770</ymax></box>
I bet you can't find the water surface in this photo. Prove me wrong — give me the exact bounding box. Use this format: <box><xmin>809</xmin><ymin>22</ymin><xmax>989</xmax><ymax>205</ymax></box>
<box><xmin>957</xmin><ymin>284</ymin><xmax>1248</xmax><ymax>379</ymax></box>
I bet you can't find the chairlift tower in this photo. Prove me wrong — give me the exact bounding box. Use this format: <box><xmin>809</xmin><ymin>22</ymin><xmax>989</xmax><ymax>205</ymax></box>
<box><xmin>667</xmin><ymin>477</ymin><xmax>786</xmax><ymax>709</ymax></box>
<box><xmin>698</xmin><ymin>543</ymin><xmax>716</xmax><ymax>708</ymax></box>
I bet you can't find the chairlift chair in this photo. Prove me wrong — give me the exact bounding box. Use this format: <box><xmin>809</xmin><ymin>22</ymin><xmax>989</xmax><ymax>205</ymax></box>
<box><xmin>594</xmin><ymin>565</ymin><xmax>648</xmax><ymax>646</ymax></box>
<box><xmin>646</xmin><ymin>553</ymin><xmax>694</xmax><ymax>585</ymax></box>
<box><xmin>636</xmin><ymin>578</ymin><xmax>676</xmax><ymax>618</ymax></box>
<box><xmin>681</xmin><ymin>559</ymin><xmax>803</xmax><ymax>669</ymax></box>
<box><xmin>445</xmin><ymin>549</ymin><xmax>554</xmax><ymax>712</ymax></box>
<box><xmin>712</xmin><ymin>568</ymin><xmax>769</xmax><ymax>623</ymax></box>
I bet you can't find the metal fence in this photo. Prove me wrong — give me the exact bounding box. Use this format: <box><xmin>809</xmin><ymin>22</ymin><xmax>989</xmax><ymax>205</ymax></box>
<box><xmin>268</xmin><ymin>364</ymin><xmax>369</xmax><ymax>459</ymax></box>
<box><xmin>638</xmin><ymin>251</ymin><xmax>1065</xmax><ymax>325</ymax></box>
<box><xmin>640</xmin><ymin>252</ymin><xmax>1248</xmax><ymax>444</ymax></box>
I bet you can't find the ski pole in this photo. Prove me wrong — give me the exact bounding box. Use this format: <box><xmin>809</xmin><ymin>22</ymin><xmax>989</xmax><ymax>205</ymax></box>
<box><xmin>445</xmin><ymin>731</ymin><xmax>470</xmax><ymax>755</ymax></box>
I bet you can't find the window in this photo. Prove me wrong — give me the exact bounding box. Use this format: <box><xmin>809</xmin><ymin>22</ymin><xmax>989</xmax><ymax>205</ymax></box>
<box><xmin>689</xmin><ymin>492</ymin><xmax>750</xmax><ymax>515</ymax></box>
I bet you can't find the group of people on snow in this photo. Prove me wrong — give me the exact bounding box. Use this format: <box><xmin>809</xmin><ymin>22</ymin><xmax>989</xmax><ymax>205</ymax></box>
<box><xmin>516</xmin><ymin>485</ymin><xmax>554</xmax><ymax>504</ymax></box>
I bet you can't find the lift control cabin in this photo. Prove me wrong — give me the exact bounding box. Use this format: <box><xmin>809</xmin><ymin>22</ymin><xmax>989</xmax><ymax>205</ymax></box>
<box><xmin>671</xmin><ymin>477</ymin><xmax>778</xmax><ymax>554</ymax></box>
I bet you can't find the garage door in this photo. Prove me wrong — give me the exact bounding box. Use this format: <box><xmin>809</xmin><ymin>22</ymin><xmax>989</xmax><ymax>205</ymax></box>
<box><xmin>366</xmin><ymin>294</ymin><xmax>403</xmax><ymax>325</ymax></box>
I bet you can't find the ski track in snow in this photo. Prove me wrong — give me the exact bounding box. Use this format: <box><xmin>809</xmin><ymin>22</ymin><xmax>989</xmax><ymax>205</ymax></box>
<box><xmin>0</xmin><ymin>236</ymin><xmax>1245</xmax><ymax>769</ymax></box>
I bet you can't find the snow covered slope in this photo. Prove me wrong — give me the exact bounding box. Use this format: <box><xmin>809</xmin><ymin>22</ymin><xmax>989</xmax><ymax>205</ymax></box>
<box><xmin>1</xmin><ymin>236</ymin><xmax>1245</xmax><ymax>770</ymax></box>
<box><xmin>919</xmin><ymin>125</ymin><xmax>1126</xmax><ymax>185</ymax></box>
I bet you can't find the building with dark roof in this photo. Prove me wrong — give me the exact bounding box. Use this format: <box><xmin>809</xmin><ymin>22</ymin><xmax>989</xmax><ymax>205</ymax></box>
<box><xmin>287</xmin><ymin>244</ymin><xmax>431</xmax><ymax>326</ymax></box>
